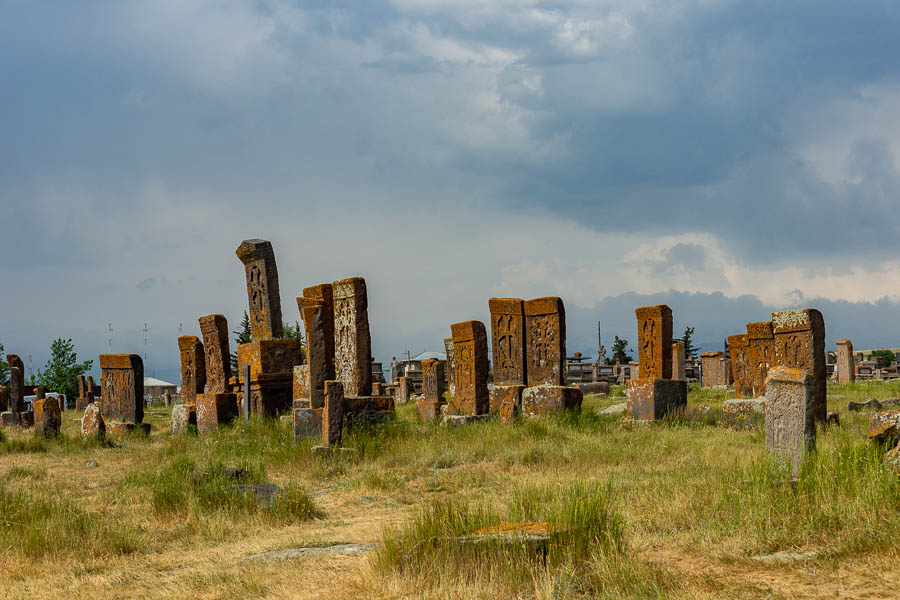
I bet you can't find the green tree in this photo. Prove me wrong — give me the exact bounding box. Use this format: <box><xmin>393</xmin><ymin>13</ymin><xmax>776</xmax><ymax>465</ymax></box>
<box><xmin>0</xmin><ymin>342</ymin><xmax>8</xmax><ymax>386</ymax></box>
<box><xmin>612</xmin><ymin>336</ymin><xmax>633</xmax><ymax>364</ymax></box>
<box><xmin>870</xmin><ymin>349</ymin><xmax>896</xmax><ymax>366</ymax></box>
<box><xmin>282</xmin><ymin>320</ymin><xmax>306</xmax><ymax>363</ymax></box>
<box><xmin>35</xmin><ymin>338</ymin><xmax>93</xmax><ymax>399</ymax></box>
<box><xmin>680</xmin><ymin>326</ymin><xmax>699</xmax><ymax>358</ymax></box>
<box><xmin>230</xmin><ymin>311</ymin><xmax>253</xmax><ymax>372</ymax></box>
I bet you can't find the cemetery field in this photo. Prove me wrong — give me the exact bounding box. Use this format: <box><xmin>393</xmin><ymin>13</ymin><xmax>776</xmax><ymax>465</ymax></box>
<box><xmin>2</xmin><ymin>384</ymin><xmax>900</xmax><ymax>600</ymax></box>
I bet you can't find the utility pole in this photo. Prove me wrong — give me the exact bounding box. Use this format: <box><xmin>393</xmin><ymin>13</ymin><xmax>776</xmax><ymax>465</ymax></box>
<box><xmin>108</xmin><ymin>323</ymin><xmax>113</xmax><ymax>352</ymax></box>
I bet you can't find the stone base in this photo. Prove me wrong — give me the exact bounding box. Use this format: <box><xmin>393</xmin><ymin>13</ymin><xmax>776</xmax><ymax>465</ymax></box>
<box><xmin>106</xmin><ymin>421</ymin><xmax>152</xmax><ymax>440</ymax></box>
<box><xmin>237</xmin><ymin>339</ymin><xmax>303</xmax><ymax>375</ymax></box>
<box><xmin>723</xmin><ymin>398</ymin><xmax>766</xmax><ymax>417</ymax></box>
<box><xmin>293</xmin><ymin>407</ymin><xmax>323</xmax><ymax>441</ymax></box>
<box><xmin>170</xmin><ymin>404</ymin><xmax>197</xmax><ymax>435</ymax></box>
<box><xmin>197</xmin><ymin>393</ymin><xmax>239</xmax><ymax>434</ymax></box>
<box><xmin>441</xmin><ymin>414</ymin><xmax>493</xmax><ymax>427</ymax></box>
<box><xmin>521</xmin><ymin>385</ymin><xmax>583</xmax><ymax>418</ymax></box>
<box><xmin>343</xmin><ymin>396</ymin><xmax>395</xmax><ymax>426</ymax></box>
<box><xmin>416</xmin><ymin>397</ymin><xmax>445</xmax><ymax>421</ymax></box>
<box><xmin>245</xmin><ymin>373</ymin><xmax>294</xmax><ymax>418</ymax></box>
<box><xmin>489</xmin><ymin>385</ymin><xmax>525</xmax><ymax>420</ymax></box>
<box><xmin>626</xmin><ymin>379</ymin><xmax>688</xmax><ymax>420</ymax></box>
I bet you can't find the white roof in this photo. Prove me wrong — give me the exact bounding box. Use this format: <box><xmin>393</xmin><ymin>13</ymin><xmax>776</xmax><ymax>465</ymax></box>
<box><xmin>144</xmin><ymin>377</ymin><xmax>177</xmax><ymax>387</ymax></box>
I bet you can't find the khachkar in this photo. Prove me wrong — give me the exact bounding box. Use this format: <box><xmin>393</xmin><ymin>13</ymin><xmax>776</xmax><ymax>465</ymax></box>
<box><xmin>178</xmin><ymin>336</ymin><xmax>206</xmax><ymax>405</ymax></box>
<box><xmin>197</xmin><ymin>314</ymin><xmax>238</xmax><ymax>434</ymax></box>
<box><xmin>772</xmin><ymin>308</ymin><xmax>826</xmax><ymax>423</ymax></box>
<box><xmin>488</xmin><ymin>298</ymin><xmax>527</xmax><ymax>421</ymax></box>
<box><xmin>5</xmin><ymin>354</ymin><xmax>28</xmax><ymax>426</ymax></box>
<box><xmin>700</xmin><ymin>352</ymin><xmax>730</xmax><ymax>387</ymax></box>
<box><xmin>521</xmin><ymin>297</ymin><xmax>582</xmax><ymax>418</ymax></box>
<box><xmin>417</xmin><ymin>359</ymin><xmax>446</xmax><ymax>421</ymax></box>
<box><xmin>449</xmin><ymin>320</ymin><xmax>490</xmax><ymax>415</ymax></box>
<box><xmin>672</xmin><ymin>341</ymin><xmax>686</xmax><ymax>381</ymax></box>
<box><xmin>728</xmin><ymin>334</ymin><xmax>753</xmax><ymax>398</ymax></box>
<box><xmin>765</xmin><ymin>366</ymin><xmax>816</xmax><ymax>478</ymax></box>
<box><xmin>333</xmin><ymin>277</ymin><xmax>372</xmax><ymax>397</ymax></box>
<box><xmin>235</xmin><ymin>240</ymin><xmax>302</xmax><ymax>417</ymax></box>
<box><xmin>99</xmin><ymin>354</ymin><xmax>144</xmax><ymax>425</ymax></box>
<box><xmin>302</xmin><ymin>283</ymin><xmax>336</xmax><ymax>380</ymax></box>
<box><xmin>746</xmin><ymin>321</ymin><xmax>775</xmax><ymax>398</ymax></box>
<box><xmin>626</xmin><ymin>305</ymin><xmax>687</xmax><ymax>420</ymax></box>
<box><xmin>444</xmin><ymin>337</ymin><xmax>455</xmax><ymax>397</ymax></box>
<box><xmin>297</xmin><ymin>299</ymin><xmax>329</xmax><ymax>409</ymax></box>
<box><xmin>835</xmin><ymin>339</ymin><xmax>855</xmax><ymax>384</ymax></box>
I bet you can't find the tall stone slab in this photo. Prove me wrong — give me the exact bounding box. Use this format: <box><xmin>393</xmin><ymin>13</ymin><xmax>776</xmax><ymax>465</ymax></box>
<box><xmin>835</xmin><ymin>339</ymin><xmax>855</xmax><ymax>384</ymax></box>
<box><xmin>772</xmin><ymin>309</ymin><xmax>826</xmax><ymax>423</ymax></box>
<box><xmin>488</xmin><ymin>298</ymin><xmax>526</xmax><ymax>385</ymax></box>
<box><xmin>444</xmin><ymin>337</ymin><xmax>456</xmax><ymax>396</ymax></box>
<box><xmin>672</xmin><ymin>341</ymin><xmax>686</xmax><ymax>381</ymax></box>
<box><xmin>235</xmin><ymin>239</ymin><xmax>283</xmax><ymax>341</ymax></box>
<box><xmin>178</xmin><ymin>336</ymin><xmax>206</xmax><ymax>405</ymax></box>
<box><xmin>7</xmin><ymin>355</ymin><xmax>25</xmax><ymax>413</ymax></box>
<box><xmin>322</xmin><ymin>380</ymin><xmax>344</xmax><ymax>447</ymax></box>
<box><xmin>0</xmin><ymin>386</ymin><xmax>7</xmax><ymax>412</ymax></box>
<box><xmin>333</xmin><ymin>277</ymin><xmax>372</xmax><ymax>397</ymax></box>
<box><xmin>199</xmin><ymin>314</ymin><xmax>231</xmax><ymax>394</ymax></box>
<box><xmin>524</xmin><ymin>297</ymin><xmax>566</xmax><ymax>386</ymax></box>
<box><xmin>99</xmin><ymin>354</ymin><xmax>144</xmax><ymax>424</ymax></box>
<box><xmin>747</xmin><ymin>321</ymin><xmax>775</xmax><ymax>398</ymax></box>
<box><xmin>450</xmin><ymin>320</ymin><xmax>490</xmax><ymax>415</ymax></box>
<box><xmin>302</xmin><ymin>283</ymin><xmax>335</xmax><ymax>380</ymax></box>
<box><xmin>700</xmin><ymin>352</ymin><xmax>726</xmax><ymax>387</ymax></box>
<box><xmin>418</xmin><ymin>359</ymin><xmax>446</xmax><ymax>421</ymax></box>
<box><xmin>635</xmin><ymin>305</ymin><xmax>673</xmax><ymax>380</ymax></box>
<box><xmin>765</xmin><ymin>366</ymin><xmax>816</xmax><ymax>478</ymax></box>
<box><xmin>299</xmin><ymin>300</ymin><xmax>328</xmax><ymax>409</ymax></box>
<box><xmin>729</xmin><ymin>334</ymin><xmax>753</xmax><ymax>398</ymax></box>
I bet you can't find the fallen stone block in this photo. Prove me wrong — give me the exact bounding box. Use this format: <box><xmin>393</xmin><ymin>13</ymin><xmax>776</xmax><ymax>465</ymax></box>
<box><xmin>521</xmin><ymin>385</ymin><xmax>582</xmax><ymax>418</ymax></box>
<box><xmin>577</xmin><ymin>382</ymin><xmax>610</xmax><ymax>396</ymax></box>
<box><xmin>868</xmin><ymin>410</ymin><xmax>900</xmax><ymax>445</ymax></box>
<box><xmin>723</xmin><ymin>398</ymin><xmax>766</xmax><ymax>416</ymax></box>
<box><xmin>626</xmin><ymin>379</ymin><xmax>687</xmax><ymax>420</ymax></box>
<box><xmin>599</xmin><ymin>402</ymin><xmax>627</xmax><ymax>415</ymax></box>
<box><xmin>848</xmin><ymin>398</ymin><xmax>882</xmax><ymax>412</ymax></box>
<box><xmin>441</xmin><ymin>415</ymin><xmax>492</xmax><ymax>427</ymax></box>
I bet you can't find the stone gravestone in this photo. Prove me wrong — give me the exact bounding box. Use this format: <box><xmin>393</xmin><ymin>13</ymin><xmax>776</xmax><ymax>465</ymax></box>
<box><xmin>765</xmin><ymin>366</ymin><xmax>815</xmax><ymax>478</ymax></box>
<box><xmin>293</xmin><ymin>365</ymin><xmax>310</xmax><ymax>406</ymax></box>
<box><xmin>700</xmin><ymin>352</ymin><xmax>726</xmax><ymax>387</ymax></box>
<box><xmin>321</xmin><ymin>380</ymin><xmax>344</xmax><ymax>448</ymax></box>
<box><xmin>81</xmin><ymin>402</ymin><xmax>105</xmax><ymax>439</ymax></box>
<box><xmin>7</xmin><ymin>354</ymin><xmax>26</xmax><ymax>414</ymax></box>
<box><xmin>235</xmin><ymin>239</ymin><xmax>283</xmax><ymax>340</ymax></box>
<box><xmin>417</xmin><ymin>359</ymin><xmax>446</xmax><ymax>421</ymax></box>
<box><xmin>99</xmin><ymin>354</ymin><xmax>144</xmax><ymax>424</ymax></box>
<box><xmin>672</xmin><ymin>341</ymin><xmax>686</xmax><ymax>381</ymax></box>
<box><xmin>626</xmin><ymin>305</ymin><xmax>687</xmax><ymax>420</ymax></box>
<box><xmin>488</xmin><ymin>298</ymin><xmax>527</xmax><ymax>419</ymax></box>
<box><xmin>197</xmin><ymin>314</ymin><xmax>238</xmax><ymax>434</ymax></box>
<box><xmin>0</xmin><ymin>386</ymin><xmax>7</xmax><ymax>413</ymax></box>
<box><xmin>333</xmin><ymin>277</ymin><xmax>372</xmax><ymax>397</ymax></box>
<box><xmin>178</xmin><ymin>335</ymin><xmax>206</xmax><ymax>406</ymax></box>
<box><xmin>524</xmin><ymin>297</ymin><xmax>566</xmax><ymax>386</ymax></box>
<box><xmin>449</xmin><ymin>320</ymin><xmax>490</xmax><ymax>415</ymax></box>
<box><xmin>835</xmin><ymin>338</ymin><xmax>855</xmax><ymax>384</ymax></box>
<box><xmin>34</xmin><ymin>396</ymin><xmax>61</xmax><ymax>437</ymax></box>
<box><xmin>444</xmin><ymin>337</ymin><xmax>456</xmax><ymax>397</ymax></box>
<box><xmin>302</xmin><ymin>284</ymin><xmax>336</xmax><ymax>380</ymax></box>
<box><xmin>298</xmin><ymin>299</ymin><xmax>328</xmax><ymax>409</ymax></box>
<box><xmin>396</xmin><ymin>376</ymin><xmax>411</xmax><ymax>405</ymax></box>
<box><xmin>729</xmin><ymin>334</ymin><xmax>753</xmax><ymax>398</ymax></box>
<box><xmin>746</xmin><ymin>321</ymin><xmax>775</xmax><ymax>398</ymax></box>
<box><xmin>772</xmin><ymin>309</ymin><xmax>826</xmax><ymax>423</ymax></box>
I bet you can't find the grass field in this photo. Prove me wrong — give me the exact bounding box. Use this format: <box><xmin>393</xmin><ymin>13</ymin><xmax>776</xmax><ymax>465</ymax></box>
<box><xmin>1</xmin><ymin>381</ymin><xmax>899</xmax><ymax>599</ymax></box>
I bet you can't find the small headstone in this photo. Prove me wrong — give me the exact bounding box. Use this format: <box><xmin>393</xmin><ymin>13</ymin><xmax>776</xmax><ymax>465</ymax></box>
<box><xmin>449</xmin><ymin>320</ymin><xmax>490</xmax><ymax>415</ymax></box>
<box><xmin>765</xmin><ymin>366</ymin><xmax>816</xmax><ymax>477</ymax></box>
<box><xmin>81</xmin><ymin>403</ymin><xmax>106</xmax><ymax>439</ymax></box>
<box><xmin>848</xmin><ymin>398</ymin><xmax>882</xmax><ymax>412</ymax></box>
<box><xmin>170</xmin><ymin>403</ymin><xmax>197</xmax><ymax>435</ymax></box>
<box><xmin>178</xmin><ymin>335</ymin><xmax>206</xmax><ymax>405</ymax></box>
<box><xmin>99</xmin><ymin>354</ymin><xmax>144</xmax><ymax>424</ymax></box>
<box><xmin>835</xmin><ymin>339</ymin><xmax>855</xmax><ymax>384</ymax></box>
<box><xmin>729</xmin><ymin>334</ymin><xmax>753</xmax><ymax>398</ymax></box>
<box><xmin>34</xmin><ymin>396</ymin><xmax>61</xmax><ymax>437</ymax></box>
<box><xmin>198</xmin><ymin>314</ymin><xmax>231</xmax><ymax>394</ymax></box>
<box><xmin>521</xmin><ymin>384</ymin><xmax>582</xmax><ymax>418</ymax></box>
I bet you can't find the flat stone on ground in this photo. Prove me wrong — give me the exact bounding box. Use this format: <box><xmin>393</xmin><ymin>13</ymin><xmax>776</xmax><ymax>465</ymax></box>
<box><xmin>242</xmin><ymin>543</ymin><xmax>378</xmax><ymax>563</ymax></box>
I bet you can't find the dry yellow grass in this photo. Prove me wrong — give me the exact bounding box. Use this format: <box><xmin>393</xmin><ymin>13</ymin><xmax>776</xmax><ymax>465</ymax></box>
<box><xmin>1</xmin><ymin>382</ymin><xmax>899</xmax><ymax>599</ymax></box>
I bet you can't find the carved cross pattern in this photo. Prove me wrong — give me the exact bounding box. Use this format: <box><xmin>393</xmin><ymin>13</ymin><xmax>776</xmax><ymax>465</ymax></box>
<box><xmin>495</xmin><ymin>315</ymin><xmax>518</xmax><ymax>369</ymax></box>
<box><xmin>456</xmin><ymin>343</ymin><xmax>474</xmax><ymax>389</ymax></box>
<box><xmin>248</xmin><ymin>264</ymin><xmax>265</xmax><ymax>324</ymax></box>
<box><xmin>641</xmin><ymin>319</ymin><xmax>656</xmax><ymax>371</ymax></box>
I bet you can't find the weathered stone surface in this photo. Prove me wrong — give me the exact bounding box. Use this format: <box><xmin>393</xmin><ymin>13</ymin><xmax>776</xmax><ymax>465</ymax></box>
<box><xmin>342</xmin><ymin>395</ymin><xmax>395</xmax><ymax>426</ymax></box>
<box><xmin>0</xmin><ymin>386</ymin><xmax>7</xmax><ymax>412</ymax></box>
<box><xmin>242</xmin><ymin>543</ymin><xmax>377</xmax><ymax>563</ymax></box>
<box><xmin>450</xmin><ymin>320</ymin><xmax>490</xmax><ymax>415</ymax></box>
<box><xmin>333</xmin><ymin>277</ymin><xmax>372</xmax><ymax>397</ymax></box>
<box><xmin>835</xmin><ymin>339</ymin><xmax>855</xmax><ymax>384</ymax></box>
<box><xmin>81</xmin><ymin>402</ymin><xmax>105</xmax><ymax>438</ymax></box>
<box><xmin>243</xmin><ymin>372</ymin><xmax>293</xmax><ymax>418</ymax></box>
<box><xmin>199</xmin><ymin>314</ymin><xmax>231</xmax><ymax>394</ymax></box>
<box><xmin>7</xmin><ymin>357</ymin><xmax>26</xmax><ymax>414</ymax></box>
<box><xmin>867</xmin><ymin>409</ymin><xmax>900</xmax><ymax>444</ymax></box>
<box><xmin>170</xmin><ymin>403</ymin><xmax>197</xmax><ymax>435</ymax></box>
<box><xmin>236</xmin><ymin>239</ymin><xmax>283</xmax><ymax>340</ymax></box>
<box><xmin>772</xmin><ymin>308</ymin><xmax>826</xmax><ymax>423</ymax></box>
<box><xmin>294</xmin><ymin>407</ymin><xmax>323</xmax><ymax>441</ymax></box>
<box><xmin>765</xmin><ymin>366</ymin><xmax>816</xmax><ymax>477</ymax></box>
<box><xmin>848</xmin><ymin>398</ymin><xmax>882</xmax><ymax>412</ymax></box>
<box><xmin>521</xmin><ymin>385</ymin><xmax>582</xmax><ymax>418</ymax></box>
<box><xmin>634</xmin><ymin>305</ymin><xmax>673</xmax><ymax>380</ymax></box>
<box><xmin>416</xmin><ymin>397</ymin><xmax>444</xmax><ymax>421</ymax></box>
<box><xmin>396</xmin><ymin>376</ymin><xmax>411</xmax><ymax>405</ymax></box>
<box><xmin>729</xmin><ymin>334</ymin><xmax>753</xmax><ymax>398</ymax></box>
<box><xmin>524</xmin><ymin>297</ymin><xmax>566</xmax><ymax>386</ymax></box>
<box><xmin>422</xmin><ymin>359</ymin><xmax>446</xmax><ymax>402</ymax></box>
<box><xmin>599</xmin><ymin>402</ymin><xmax>628</xmax><ymax>415</ymax></box>
<box><xmin>672</xmin><ymin>341</ymin><xmax>686</xmax><ymax>381</ymax></box>
<box><xmin>489</xmin><ymin>298</ymin><xmax>526</xmax><ymax>385</ymax></box>
<box><xmin>700</xmin><ymin>352</ymin><xmax>728</xmax><ymax>387</ymax></box>
<box><xmin>75</xmin><ymin>396</ymin><xmax>92</xmax><ymax>412</ymax></box>
<box><xmin>301</xmin><ymin>283</ymin><xmax>336</xmax><ymax>380</ymax></box>
<box><xmin>576</xmin><ymin>381</ymin><xmax>610</xmax><ymax>395</ymax></box>
<box><xmin>178</xmin><ymin>336</ymin><xmax>206</xmax><ymax>405</ymax></box>
<box><xmin>746</xmin><ymin>321</ymin><xmax>775</xmax><ymax>398</ymax></box>
<box><xmin>626</xmin><ymin>379</ymin><xmax>687</xmax><ymax>420</ymax></box>
<box><xmin>723</xmin><ymin>398</ymin><xmax>766</xmax><ymax>416</ymax></box>
<box><xmin>106</xmin><ymin>420</ymin><xmax>135</xmax><ymax>439</ymax></box>
<box><xmin>490</xmin><ymin>384</ymin><xmax>524</xmax><ymax>422</ymax></box>
<box><xmin>196</xmin><ymin>392</ymin><xmax>238</xmax><ymax>434</ymax></box>
<box><xmin>34</xmin><ymin>397</ymin><xmax>61</xmax><ymax>437</ymax></box>
<box><xmin>299</xmin><ymin>300</ymin><xmax>328</xmax><ymax>409</ymax></box>
<box><xmin>293</xmin><ymin>365</ymin><xmax>310</xmax><ymax>404</ymax></box>
<box><xmin>99</xmin><ymin>354</ymin><xmax>144</xmax><ymax>424</ymax></box>
<box><xmin>0</xmin><ymin>411</ymin><xmax>11</xmax><ymax>427</ymax></box>
<box><xmin>441</xmin><ymin>414</ymin><xmax>492</xmax><ymax>427</ymax></box>
<box><xmin>237</xmin><ymin>339</ymin><xmax>303</xmax><ymax>376</ymax></box>
<box><xmin>322</xmin><ymin>380</ymin><xmax>344</xmax><ymax>447</ymax></box>
<box><xmin>444</xmin><ymin>337</ymin><xmax>456</xmax><ymax>397</ymax></box>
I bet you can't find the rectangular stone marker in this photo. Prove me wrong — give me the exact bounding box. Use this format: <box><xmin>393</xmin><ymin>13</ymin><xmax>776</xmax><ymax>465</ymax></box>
<box><xmin>199</xmin><ymin>314</ymin><xmax>231</xmax><ymax>394</ymax></box>
<box><xmin>293</xmin><ymin>365</ymin><xmax>310</xmax><ymax>406</ymax></box>
<box><xmin>418</xmin><ymin>359</ymin><xmax>446</xmax><ymax>421</ymax></box>
<box><xmin>765</xmin><ymin>366</ymin><xmax>815</xmax><ymax>477</ymax></box>
<box><xmin>7</xmin><ymin>355</ymin><xmax>25</xmax><ymax>414</ymax></box>
<box><xmin>302</xmin><ymin>283</ymin><xmax>336</xmax><ymax>380</ymax></box>
<box><xmin>747</xmin><ymin>321</ymin><xmax>775</xmax><ymax>398</ymax></box>
<box><xmin>299</xmin><ymin>299</ymin><xmax>328</xmax><ymax>409</ymax></box>
<box><xmin>635</xmin><ymin>305</ymin><xmax>673</xmax><ymax>380</ymax></box>
<box><xmin>836</xmin><ymin>339</ymin><xmax>855</xmax><ymax>384</ymax></box>
<box><xmin>772</xmin><ymin>308</ymin><xmax>826</xmax><ymax>423</ymax></box>
<box><xmin>700</xmin><ymin>352</ymin><xmax>726</xmax><ymax>387</ymax></box>
<box><xmin>729</xmin><ymin>334</ymin><xmax>753</xmax><ymax>398</ymax></box>
<box><xmin>322</xmin><ymin>380</ymin><xmax>344</xmax><ymax>447</ymax></box>
<box><xmin>521</xmin><ymin>385</ymin><xmax>582</xmax><ymax>418</ymax></box>
<box><xmin>34</xmin><ymin>396</ymin><xmax>61</xmax><ymax>438</ymax></box>
<box><xmin>672</xmin><ymin>341</ymin><xmax>686</xmax><ymax>381</ymax></box>
<box><xmin>444</xmin><ymin>337</ymin><xmax>456</xmax><ymax>397</ymax></box>
<box><xmin>396</xmin><ymin>376</ymin><xmax>411</xmax><ymax>405</ymax></box>
<box><xmin>488</xmin><ymin>298</ymin><xmax>526</xmax><ymax>385</ymax></box>
<box><xmin>0</xmin><ymin>386</ymin><xmax>7</xmax><ymax>413</ymax></box>
<box><xmin>333</xmin><ymin>277</ymin><xmax>372</xmax><ymax>397</ymax></box>
<box><xmin>178</xmin><ymin>335</ymin><xmax>206</xmax><ymax>405</ymax></box>
<box><xmin>626</xmin><ymin>379</ymin><xmax>687</xmax><ymax>420</ymax></box>
<box><xmin>450</xmin><ymin>320</ymin><xmax>490</xmax><ymax>415</ymax></box>
<box><xmin>235</xmin><ymin>239</ymin><xmax>283</xmax><ymax>340</ymax></box>
<box><xmin>524</xmin><ymin>297</ymin><xmax>566</xmax><ymax>386</ymax></box>
<box><xmin>99</xmin><ymin>354</ymin><xmax>144</xmax><ymax>424</ymax></box>
<box><xmin>196</xmin><ymin>392</ymin><xmax>238</xmax><ymax>434</ymax></box>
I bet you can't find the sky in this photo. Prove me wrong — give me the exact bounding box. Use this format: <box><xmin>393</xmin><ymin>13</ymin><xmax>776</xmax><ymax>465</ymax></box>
<box><xmin>2</xmin><ymin>1</ymin><xmax>900</xmax><ymax>384</ymax></box>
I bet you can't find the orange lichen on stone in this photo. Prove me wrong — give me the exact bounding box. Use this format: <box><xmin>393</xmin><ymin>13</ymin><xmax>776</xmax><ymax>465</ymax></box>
<box><xmin>450</xmin><ymin>320</ymin><xmax>490</xmax><ymax>415</ymax></box>
<box><xmin>488</xmin><ymin>298</ymin><xmax>526</xmax><ymax>385</ymax></box>
<box><xmin>634</xmin><ymin>305</ymin><xmax>673</xmax><ymax>380</ymax></box>
<box><xmin>178</xmin><ymin>335</ymin><xmax>206</xmax><ymax>405</ymax></box>
<box><xmin>236</xmin><ymin>239</ymin><xmax>283</xmax><ymax>341</ymax></box>
<box><xmin>746</xmin><ymin>321</ymin><xmax>775</xmax><ymax>397</ymax></box>
<box><xmin>333</xmin><ymin>277</ymin><xmax>372</xmax><ymax>397</ymax></box>
<box><xmin>771</xmin><ymin>308</ymin><xmax>826</xmax><ymax>422</ymax></box>
<box><xmin>729</xmin><ymin>334</ymin><xmax>752</xmax><ymax>398</ymax></box>
<box><xmin>524</xmin><ymin>297</ymin><xmax>566</xmax><ymax>386</ymax></box>
<box><xmin>99</xmin><ymin>354</ymin><xmax>144</xmax><ymax>424</ymax></box>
